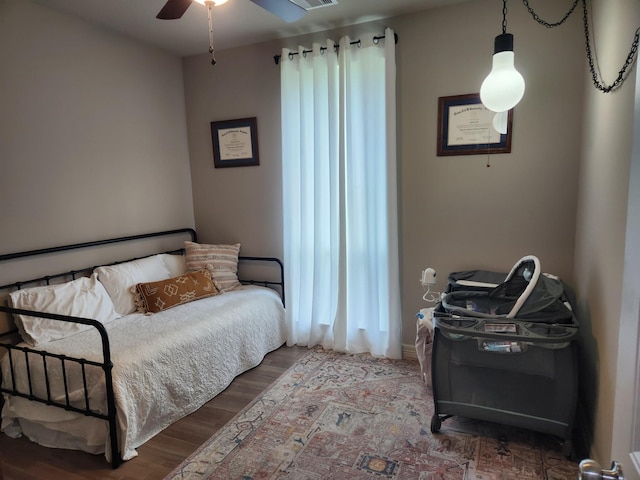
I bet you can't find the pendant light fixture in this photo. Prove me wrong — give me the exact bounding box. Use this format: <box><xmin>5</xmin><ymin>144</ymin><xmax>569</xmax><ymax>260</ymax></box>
<box><xmin>480</xmin><ymin>0</ymin><xmax>525</xmax><ymax>113</ymax></box>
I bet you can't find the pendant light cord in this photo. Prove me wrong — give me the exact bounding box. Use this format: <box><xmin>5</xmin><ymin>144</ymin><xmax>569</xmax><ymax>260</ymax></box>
<box><xmin>522</xmin><ymin>0</ymin><xmax>639</xmax><ymax>93</ymax></box>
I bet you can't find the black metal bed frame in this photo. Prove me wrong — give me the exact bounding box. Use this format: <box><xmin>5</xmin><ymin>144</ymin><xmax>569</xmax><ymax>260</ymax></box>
<box><xmin>0</xmin><ymin>228</ymin><xmax>285</xmax><ymax>468</ymax></box>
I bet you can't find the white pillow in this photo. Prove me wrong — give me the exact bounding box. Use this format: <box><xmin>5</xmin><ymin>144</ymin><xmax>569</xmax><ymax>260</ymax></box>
<box><xmin>9</xmin><ymin>274</ymin><xmax>121</xmax><ymax>346</ymax></box>
<box><xmin>159</xmin><ymin>253</ymin><xmax>187</xmax><ymax>278</ymax></box>
<box><xmin>95</xmin><ymin>255</ymin><xmax>172</xmax><ymax>315</ymax></box>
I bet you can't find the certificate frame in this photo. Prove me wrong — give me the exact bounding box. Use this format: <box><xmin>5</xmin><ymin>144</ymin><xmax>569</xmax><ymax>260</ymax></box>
<box><xmin>211</xmin><ymin>117</ymin><xmax>260</xmax><ymax>168</ymax></box>
<box><xmin>437</xmin><ymin>93</ymin><xmax>512</xmax><ymax>156</ymax></box>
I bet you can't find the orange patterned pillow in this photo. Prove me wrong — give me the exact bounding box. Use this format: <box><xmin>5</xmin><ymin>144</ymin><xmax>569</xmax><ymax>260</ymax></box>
<box><xmin>133</xmin><ymin>270</ymin><xmax>220</xmax><ymax>314</ymax></box>
<box><xmin>184</xmin><ymin>241</ymin><xmax>242</xmax><ymax>292</ymax></box>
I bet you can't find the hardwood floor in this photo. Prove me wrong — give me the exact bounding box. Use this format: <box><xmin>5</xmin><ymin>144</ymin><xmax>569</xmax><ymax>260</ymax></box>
<box><xmin>0</xmin><ymin>345</ymin><xmax>309</xmax><ymax>480</ymax></box>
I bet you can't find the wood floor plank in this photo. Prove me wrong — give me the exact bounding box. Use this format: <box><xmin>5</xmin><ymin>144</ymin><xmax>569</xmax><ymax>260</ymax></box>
<box><xmin>0</xmin><ymin>345</ymin><xmax>309</xmax><ymax>480</ymax></box>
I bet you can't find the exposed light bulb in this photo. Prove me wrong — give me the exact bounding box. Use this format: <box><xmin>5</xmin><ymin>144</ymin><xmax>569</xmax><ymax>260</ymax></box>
<box><xmin>480</xmin><ymin>33</ymin><xmax>525</xmax><ymax>112</ymax></box>
<box><xmin>492</xmin><ymin>111</ymin><xmax>509</xmax><ymax>134</ymax></box>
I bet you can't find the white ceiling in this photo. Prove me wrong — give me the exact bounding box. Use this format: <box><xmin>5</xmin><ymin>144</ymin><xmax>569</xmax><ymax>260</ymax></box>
<box><xmin>32</xmin><ymin>0</ymin><xmax>471</xmax><ymax>57</ymax></box>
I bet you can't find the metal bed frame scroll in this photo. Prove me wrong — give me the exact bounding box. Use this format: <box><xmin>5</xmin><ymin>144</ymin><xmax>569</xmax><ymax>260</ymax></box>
<box><xmin>0</xmin><ymin>228</ymin><xmax>285</xmax><ymax>468</ymax></box>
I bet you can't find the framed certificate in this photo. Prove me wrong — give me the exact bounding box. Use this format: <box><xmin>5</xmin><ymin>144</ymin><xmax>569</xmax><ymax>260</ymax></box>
<box><xmin>211</xmin><ymin>117</ymin><xmax>260</xmax><ymax>168</ymax></box>
<box><xmin>437</xmin><ymin>93</ymin><xmax>512</xmax><ymax>156</ymax></box>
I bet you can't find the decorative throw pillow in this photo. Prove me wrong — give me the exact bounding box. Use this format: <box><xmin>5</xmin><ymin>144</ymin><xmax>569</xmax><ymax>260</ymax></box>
<box><xmin>133</xmin><ymin>270</ymin><xmax>220</xmax><ymax>314</ymax></box>
<box><xmin>184</xmin><ymin>241</ymin><xmax>242</xmax><ymax>292</ymax></box>
<box><xmin>8</xmin><ymin>274</ymin><xmax>121</xmax><ymax>346</ymax></box>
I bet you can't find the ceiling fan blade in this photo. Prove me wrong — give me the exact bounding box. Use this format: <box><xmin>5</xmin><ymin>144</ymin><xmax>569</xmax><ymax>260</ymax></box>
<box><xmin>157</xmin><ymin>0</ymin><xmax>194</xmax><ymax>19</ymax></box>
<box><xmin>249</xmin><ymin>0</ymin><xmax>306</xmax><ymax>23</ymax></box>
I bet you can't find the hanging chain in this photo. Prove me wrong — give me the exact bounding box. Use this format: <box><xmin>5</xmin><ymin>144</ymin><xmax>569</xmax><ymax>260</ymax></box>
<box><xmin>522</xmin><ymin>0</ymin><xmax>640</xmax><ymax>93</ymax></box>
<box><xmin>502</xmin><ymin>0</ymin><xmax>508</xmax><ymax>34</ymax></box>
<box><xmin>522</xmin><ymin>0</ymin><xmax>579</xmax><ymax>28</ymax></box>
<box><xmin>581</xmin><ymin>0</ymin><xmax>639</xmax><ymax>93</ymax></box>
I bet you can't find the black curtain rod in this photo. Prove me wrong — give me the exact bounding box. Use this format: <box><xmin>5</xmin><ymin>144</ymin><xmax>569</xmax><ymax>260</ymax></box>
<box><xmin>273</xmin><ymin>32</ymin><xmax>398</xmax><ymax>65</ymax></box>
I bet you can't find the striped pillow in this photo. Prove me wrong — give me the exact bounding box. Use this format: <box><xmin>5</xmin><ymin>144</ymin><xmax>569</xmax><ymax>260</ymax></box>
<box><xmin>184</xmin><ymin>241</ymin><xmax>242</xmax><ymax>292</ymax></box>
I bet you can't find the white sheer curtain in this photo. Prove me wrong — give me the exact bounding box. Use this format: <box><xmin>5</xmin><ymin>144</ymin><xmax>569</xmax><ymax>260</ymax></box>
<box><xmin>281</xmin><ymin>28</ymin><xmax>401</xmax><ymax>358</ymax></box>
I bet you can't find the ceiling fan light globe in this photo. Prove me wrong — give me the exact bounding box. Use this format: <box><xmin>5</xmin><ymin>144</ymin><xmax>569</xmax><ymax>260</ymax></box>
<box><xmin>194</xmin><ymin>0</ymin><xmax>229</xmax><ymax>5</ymax></box>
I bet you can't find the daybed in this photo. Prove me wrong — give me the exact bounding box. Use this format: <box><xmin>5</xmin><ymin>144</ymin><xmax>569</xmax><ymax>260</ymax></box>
<box><xmin>0</xmin><ymin>228</ymin><xmax>287</xmax><ymax>467</ymax></box>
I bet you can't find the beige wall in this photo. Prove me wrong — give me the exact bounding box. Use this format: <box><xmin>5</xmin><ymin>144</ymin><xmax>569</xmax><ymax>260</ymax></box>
<box><xmin>394</xmin><ymin>0</ymin><xmax>583</xmax><ymax>344</ymax></box>
<box><xmin>4</xmin><ymin>0</ymin><xmax>636</xmax><ymax>465</ymax></box>
<box><xmin>183</xmin><ymin>45</ymin><xmax>283</xmax><ymax>255</ymax></box>
<box><xmin>183</xmin><ymin>0</ymin><xmax>584</xmax><ymax>348</ymax></box>
<box><xmin>574</xmin><ymin>0</ymin><xmax>640</xmax><ymax>466</ymax></box>
<box><xmin>0</xmin><ymin>0</ymin><xmax>195</xmax><ymax>285</ymax></box>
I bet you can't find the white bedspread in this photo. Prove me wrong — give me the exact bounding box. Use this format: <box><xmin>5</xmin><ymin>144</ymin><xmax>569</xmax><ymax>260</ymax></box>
<box><xmin>1</xmin><ymin>286</ymin><xmax>287</xmax><ymax>461</ymax></box>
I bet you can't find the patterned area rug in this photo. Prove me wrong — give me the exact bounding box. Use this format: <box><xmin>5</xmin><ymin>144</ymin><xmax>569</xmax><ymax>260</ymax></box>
<box><xmin>166</xmin><ymin>347</ymin><xmax>579</xmax><ymax>479</ymax></box>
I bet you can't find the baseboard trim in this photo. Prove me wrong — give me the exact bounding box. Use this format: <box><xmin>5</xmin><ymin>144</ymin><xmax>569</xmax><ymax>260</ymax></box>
<box><xmin>402</xmin><ymin>343</ymin><xmax>417</xmax><ymax>361</ymax></box>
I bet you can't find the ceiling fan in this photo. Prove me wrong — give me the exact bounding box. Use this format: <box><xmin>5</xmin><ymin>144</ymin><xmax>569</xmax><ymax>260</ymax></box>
<box><xmin>157</xmin><ymin>0</ymin><xmax>306</xmax><ymax>23</ymax></box>
<box><xmin>156</xmin><ymin>0</ymin><xmax>306</xmax><ymax>65</ymax></box>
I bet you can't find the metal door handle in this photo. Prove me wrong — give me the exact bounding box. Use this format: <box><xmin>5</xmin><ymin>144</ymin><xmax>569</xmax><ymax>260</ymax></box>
<box><xmin>579</xmin><ymin>459</ymin><xmax>623</xmax><ymax>480</ymax></box>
